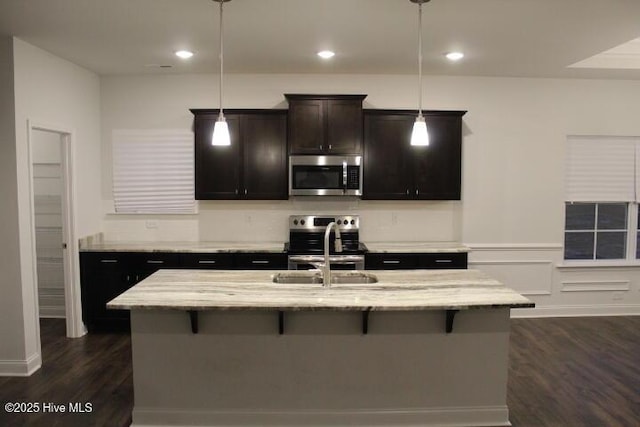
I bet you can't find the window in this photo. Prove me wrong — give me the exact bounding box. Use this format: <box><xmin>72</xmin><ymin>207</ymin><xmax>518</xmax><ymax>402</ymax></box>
<box><xmin>564</xmin><ymin>203</ymin><xmax>627</xmax><ymax>260</ymax></box>
<box><xmin>564</xmin><ymin>135</ymin><xmax>640</xmax><ymax>261</ymax></box>
<box><xmin>112</xmin><ymin>130</ymin><xmax>195</xmax><ymax>214</ymax></box>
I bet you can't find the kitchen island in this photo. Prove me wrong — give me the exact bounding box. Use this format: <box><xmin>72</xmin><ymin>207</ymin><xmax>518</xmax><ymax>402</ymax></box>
<box><xmin>108</xmin><ymin>269</ymin><xmax>533</xmax><ymax>427</ymax></box>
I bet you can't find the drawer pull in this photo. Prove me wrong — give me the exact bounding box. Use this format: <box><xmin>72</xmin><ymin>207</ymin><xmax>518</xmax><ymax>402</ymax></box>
<box><xmin>251</xmin><ymin>260</ymin><xmax>270</xmax><ymax>264</ymax></box>
<box><xmin>198</xmin><ymin>260</ymin><xmax>217</xmax><ymax>264</ymax></box>
<box><xmin>100</xmin><ymin>259</ymin><xmax>118</xmax><ymax>263</ymax></box>
<box><xmin>383</xmin><ymin>260</ymin><xmax>401</xmax><ymax>264</ymax></box>
<box><xmin>435</xmin><ymin>259</ymin><xmax>453</xmax><ymax>263</ymax></box>
<box><xmin>146</xmin><ymin>260</ymin><xmax>164</xmax><ymax>264</ymax></box>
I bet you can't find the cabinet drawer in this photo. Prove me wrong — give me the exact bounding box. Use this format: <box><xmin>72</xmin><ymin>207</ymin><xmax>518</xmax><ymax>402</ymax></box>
<box><xmin>126</xmin><ymin>252</ymin><xmax>182</xmax><ymax>268</ymax></box>
<box><xmin>81</xmin><ymin>252</ymin><xmax>130</xmax><ymax>269</ymax></box>
<box><xmin>234</xmin><ymin>253</ymin><xmax>288</xmax><ymax>270</ymax></box>
<box><xmin>365</xmin><ymin>253</ymin><xmax>419</xmax><ymax>270</ymax></box>
<box><xmin>180</xmin><ymin>253</ymin><xmax>234</xmax><ymax>269</ymax></box>
<box><xmin>419</xmin><ymin>253</ymin><xmax>468</xmax><ymax>269</ymax></box>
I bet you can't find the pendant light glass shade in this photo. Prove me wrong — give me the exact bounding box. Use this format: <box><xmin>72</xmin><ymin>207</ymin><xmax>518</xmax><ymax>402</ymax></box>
<box><xmin>212</xmin><ymin>0</ymin><xmax>231</xmax><ymax>146</ymax></box>
<box><xmin>212</xmin><ymin>115</ymin><xmax>230</xmax><ymax>146</ymax></box>
<box><xmin>410</xmin><ymin>0</ymin><xmax>430</xmax><ymax>146</ymax></box>
<box><xmin>411</xmin><ymin>114</ymin><xmax>429</xmax><ymax>146</ymax></box>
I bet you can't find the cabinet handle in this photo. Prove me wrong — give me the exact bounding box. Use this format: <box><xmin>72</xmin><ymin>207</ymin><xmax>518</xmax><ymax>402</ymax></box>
<box><xmin>329</xmin><ymin>144</ymin><xmax>332</xmax><ymax>150</ymax></box>
<box><xmin>251</xmin><ymin>260</ymin><xmax>270</xmax><ymax>264</ymax></box>
<box><xmin>100</xmin><ymin>259</ymin><xmax>118</xmax><ymax>263</ymax></box>
<box><xmin>198</xmin><ymin>260</ymin><xmax>217</xmax><ymax>264</ymax></box>
<box><xmin>235</xmin><ymin>189</ymin><xmax>239</xmax><ymax>195</ymax></box>
<box><xmin>244</xmin><ymin>188</ymin><xmax>248</xmax><ymax>195</ymax></box>
<box><xmin>146</xmin><ymin>260</ymin><xmax>164</xmax><ymax>264</ymax></box>
<box><xmin>383</xmin><ymin>260</ymin><xmax>401</xmax><ymax>264</ymax></box>
<box><xmin>126</xmin><ymin>275</ymin><xmax>130</xmax><ymax>282</ymax></box>
<box><xmin>435</xmin><ymin>259</ymin><xmax>453</xmax><ymax>263</ymax></box>
<box><xmin>406</xmin><ymin>189</ymin><xmax>410</xmax><ymax>196</ymax></box>
<box><xmin>320</xmin><ymin>145</ymin><xmax>323</xmax><ymax>151</ymax></box>
<box><xmin>416</xmin><ymin>189</ymin><xmax>419</xmax><ymax>196</ymax></box>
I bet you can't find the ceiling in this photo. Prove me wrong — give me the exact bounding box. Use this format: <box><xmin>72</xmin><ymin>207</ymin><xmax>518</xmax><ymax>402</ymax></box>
<box><xmin>1</xmin><ymin>0</ymin><xmax>640</xmax><ymax>79</ymax></box>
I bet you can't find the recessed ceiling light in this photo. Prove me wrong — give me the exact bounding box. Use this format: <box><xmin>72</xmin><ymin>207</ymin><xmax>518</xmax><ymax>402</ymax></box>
<box><xmin>175</xmin><ymin>50</ymin><xmax>194</xmax><ymax>59</ymax></box>
<box><xmin>445</xmin><ymin>52</ymin><xmax>464</xmax><ymax>61</ymax></box>
<box><xmin>317</xmin><ymin>50</ymin><xmax>335</xmax><ymax>59</ymax></box>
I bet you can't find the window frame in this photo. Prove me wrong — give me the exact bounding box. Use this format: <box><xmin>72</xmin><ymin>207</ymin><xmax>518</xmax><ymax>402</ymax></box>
<box><xmin>563</xmin><ymin>202</ymin><xmax>638</xmax><ymax>263</ymax></box>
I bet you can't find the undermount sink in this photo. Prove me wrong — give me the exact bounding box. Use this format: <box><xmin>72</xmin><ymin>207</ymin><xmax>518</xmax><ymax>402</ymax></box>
<box><xmin>272</xmin><ymin>272</ymin><xmax>378</xmax><ymax>285</ymax></box>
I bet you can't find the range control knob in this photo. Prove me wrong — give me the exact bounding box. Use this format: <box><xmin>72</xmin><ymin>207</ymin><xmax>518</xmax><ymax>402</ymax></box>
<box><xmin>351</xmin><ymin>219</ymin><xmax>355</xmax><ymax>225</ymax></box>
<box><xmin>293</xmin><ymin>219</ymin><xmax>299</xmax><ymax>225</ymax></box>
<box><xmin>337</xmin><ymin>220</ymin><xmax>342</xmax><ymax>225</ymax></box>
<box><xmin>300</xmin><ymin>219</ymin><xmax>305</xmax><ymax>225</ymax></box>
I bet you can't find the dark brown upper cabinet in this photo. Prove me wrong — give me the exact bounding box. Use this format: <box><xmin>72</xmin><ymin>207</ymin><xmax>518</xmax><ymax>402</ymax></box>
<box><xmin>191</xmin><ymin>109</ymin><xmax>288</xmax><ymax>200</ymax></box>
<box><xmin>363</xmin><ymin>109</ymin><xmax>466</xmax><ymax>200</ymax></box>
<box><xmin>285</xmin><ymin>94</ymin><xmax>366</xmax><ymax>155</ymax></box>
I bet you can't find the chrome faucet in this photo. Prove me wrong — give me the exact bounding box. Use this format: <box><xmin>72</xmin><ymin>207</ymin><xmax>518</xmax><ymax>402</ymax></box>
<box><xmin>321</xmin><ymin>222</ymin><xmax>342</xmax><ymax>287</ymax></box>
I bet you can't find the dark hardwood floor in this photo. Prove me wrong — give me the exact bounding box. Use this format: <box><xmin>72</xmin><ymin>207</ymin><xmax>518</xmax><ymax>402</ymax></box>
<box><xmin>0</xmin><ymin>320</ymin><xmax>132</xmax><ymax>427</ymax></box>
<box><xmin>0</xmin><ymin>316</ymin><xmax>638</xmax><ymax>427</ymax></box>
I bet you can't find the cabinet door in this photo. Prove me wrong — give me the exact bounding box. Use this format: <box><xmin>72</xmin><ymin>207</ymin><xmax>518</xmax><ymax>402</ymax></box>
<box><xmin>195</xmin><ymin>113</ymin><xmax>242</xmax><ymax>199</ymax></box>
<box><xmin>80</xmin><ymin>252</ymin><xmax>131</xmax><ymax>332</ymax></box>
<box><xmin>363</xmin><ymin>113</ymin><xmax>413</xmax><ymax>199</ymax></box>
<box><xmin>234</xmin><ymin>253</ymin><xmax>288</xmax><ymax>270</ymax></box>
<box><xmin>288</xmin><ymin>99</ymin><xmax>325</xmax><ymax>154</ymax></box>
<box><xmin>413</xmin><ymin>114</ymin><xmax>462</xmax><ymax>200</ymax></box>
<box><xmin>326</xmin><ymin>99</ymin><xmax>363</xmax><ymax>154</ymax></box>
<box><xmin>242</xmin><ymin>113</ymin><xmax>288</xmax><ymax>199</ymax></box>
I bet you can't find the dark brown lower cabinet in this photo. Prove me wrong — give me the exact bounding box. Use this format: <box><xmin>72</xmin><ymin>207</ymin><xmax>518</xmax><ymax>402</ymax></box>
<box><xmin>80</xmin><ymin>251</ymin><xmax>287</xmax><ymax>333</ymax></box>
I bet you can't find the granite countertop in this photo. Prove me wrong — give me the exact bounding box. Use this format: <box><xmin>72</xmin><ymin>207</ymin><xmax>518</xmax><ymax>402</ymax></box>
<box><xmin>80</xmin><ymin>240</ymin><xmax>469</xmax><ymax>254</ymax></box>
<box><xmin>80</xmin><ymin>241</ymin><xmax>286</xmax><ymax>253</ymax></box>
<box><xmin>107</xmin><ymin>269</ymin><xmax>533</xmax><ymax>311</ymax></box>
<box><xmin>364</xmin><ymin>242</ymin><xmax>470</xmax><ymax>253</ymax></box>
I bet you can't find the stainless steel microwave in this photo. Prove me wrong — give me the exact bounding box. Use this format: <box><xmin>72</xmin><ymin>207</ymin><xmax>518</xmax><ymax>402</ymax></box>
<box><xmin>289</xmin><ymin>155</ymin><xmax>362</xmax><ymax>196</ymax></box>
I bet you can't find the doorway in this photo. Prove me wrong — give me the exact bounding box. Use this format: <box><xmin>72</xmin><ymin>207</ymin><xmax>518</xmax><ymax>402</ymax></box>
<box><xmin>28</xmin><ymin>122</ymin><xmax>83</xmax><ymax>339</ymax></box>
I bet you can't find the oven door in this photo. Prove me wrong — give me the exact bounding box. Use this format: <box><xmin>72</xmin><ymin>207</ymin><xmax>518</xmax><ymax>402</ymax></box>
<box><xmin>288</xmin><ymin>255</ymin><xmax>365</xmax><ymax>271</ymax></box>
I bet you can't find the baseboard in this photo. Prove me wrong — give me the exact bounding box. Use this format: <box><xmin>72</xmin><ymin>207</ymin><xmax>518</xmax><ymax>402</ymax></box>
<box><xmin>0</xmin><ymin>352</ymin><xmax>41</xmax><ymax>376</ymax></box>
<box><xmin>511</xmin><ymin>304</ymin><xmax>640</xmax><ymax>318</ymax></box>
<box><xmin>132</xmin><ymin>406</ymin><xmax>511</xmax><ymax>427</ymax></box>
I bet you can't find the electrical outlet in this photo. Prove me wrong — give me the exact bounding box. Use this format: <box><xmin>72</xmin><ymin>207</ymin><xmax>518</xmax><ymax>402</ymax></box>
<box><xmin>145</xmin><ymin>220</ymin><xmax>159</xmax><ymax>229</ymax></box>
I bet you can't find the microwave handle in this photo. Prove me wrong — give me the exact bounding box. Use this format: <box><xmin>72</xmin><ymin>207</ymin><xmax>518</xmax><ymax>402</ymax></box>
<box><xmin>342</xmin><ymin>161</ymin><xmax>348</xmax><ymax>190</ymax></box>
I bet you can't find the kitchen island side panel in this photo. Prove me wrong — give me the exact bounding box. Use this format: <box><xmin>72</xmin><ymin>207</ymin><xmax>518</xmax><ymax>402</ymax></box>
<box><xmin>130</xmin><ymin>309</ymin><xmax>512</xmax><ymax>427</ymax></box>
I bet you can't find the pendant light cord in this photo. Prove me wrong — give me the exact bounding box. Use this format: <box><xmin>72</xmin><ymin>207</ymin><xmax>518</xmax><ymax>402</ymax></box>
<box><xmin>218</xmin><ymin>0</ymin><xmax>224</xmax><ymax>120</ymax></box>
<box><xmin>417</xmin><ymin>2</ymin><xmax>423</xmax><ymax>117</ymax></box>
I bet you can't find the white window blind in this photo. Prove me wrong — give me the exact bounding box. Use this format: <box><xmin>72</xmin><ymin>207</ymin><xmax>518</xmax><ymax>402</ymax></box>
<box><xmin>112</xmin><ymin>130</ymin><xmax>195</xmax><ymax>214</ymax></box>
<box><xmin>565</xmin><ymin>135</ymin><xmax>637</xmax><ymax>202</ymax></box>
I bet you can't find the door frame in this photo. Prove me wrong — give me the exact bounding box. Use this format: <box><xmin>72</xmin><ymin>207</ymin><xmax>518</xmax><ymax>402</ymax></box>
<box><xmin>27</xmin><ymin>120</ymin><xmax>85</xmax><ymax>338</ymax></box>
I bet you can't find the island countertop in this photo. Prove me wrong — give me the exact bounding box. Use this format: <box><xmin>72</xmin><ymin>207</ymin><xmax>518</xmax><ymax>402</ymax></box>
<box><xmin>107</xmin><ymin>269</ymin><xmax>534</xmax><ymax>311</ymax></box>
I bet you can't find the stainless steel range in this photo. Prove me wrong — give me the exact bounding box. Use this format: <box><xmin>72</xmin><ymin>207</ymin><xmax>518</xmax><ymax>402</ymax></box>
<box><xmin>286</xmin><ymin>215</ymin><xmax>366</xmax><ymax>270</ymax></box>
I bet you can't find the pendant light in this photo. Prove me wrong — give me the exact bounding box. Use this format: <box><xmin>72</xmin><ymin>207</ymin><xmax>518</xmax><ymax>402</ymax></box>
<box><xmin>212</xmin><ymin>0</ymin><xmax>231</xmax><ymax>146</ymax></box>
<box><xmin>410</xmin><ymin>0</ymin><xmax>430</xmax><ymax>146</ymax></box>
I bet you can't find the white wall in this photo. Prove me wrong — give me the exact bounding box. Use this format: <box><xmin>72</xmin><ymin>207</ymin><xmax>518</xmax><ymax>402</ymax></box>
<box><xmin>0</xmin><ymin>38</ymin><xmax>102</xmax><ymax>375</ymax></box>
<box><xmin>0</xmin><ymin>36</ymin><xmax>31</xmax><ymax>375</ymax></box>
<box><xmin>100</xmin><ymin>73</ymin><xmax>640</xmax><ymax>316</ymax></box>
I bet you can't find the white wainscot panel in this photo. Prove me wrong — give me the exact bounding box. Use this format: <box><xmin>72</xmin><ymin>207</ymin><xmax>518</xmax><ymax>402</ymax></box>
<box><xmin>467</xmin><ymin>244</ymin><xmax>560</xmax><ymax>296</ymax></box>
<box><xmin>561</xmin><ymin>280</ymin><xmax>630</xmax><ymax>292</ymax></box>
<box><xmin>469</xmin><ymin>260</ymin><xmax>553</xmax><ymax>295</ymax></box>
